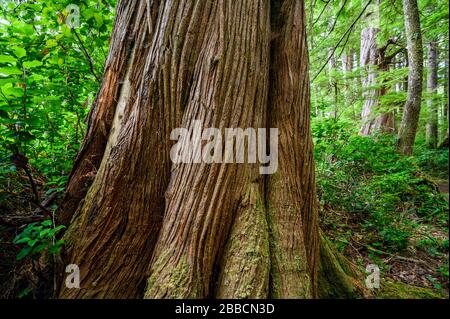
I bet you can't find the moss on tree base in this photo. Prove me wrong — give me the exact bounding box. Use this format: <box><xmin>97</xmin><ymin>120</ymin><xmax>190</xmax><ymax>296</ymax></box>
<box><xmin>378</xmin><ymin>280</ymin><xmax>443</xmax><ymax>299</ymax></box>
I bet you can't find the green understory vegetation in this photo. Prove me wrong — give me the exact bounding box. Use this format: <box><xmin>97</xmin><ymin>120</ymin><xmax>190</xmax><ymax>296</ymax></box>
<box><xmin>313</xmin><ymin>118</ymin><xmax>448</xmax><ymax>297</ymax></box>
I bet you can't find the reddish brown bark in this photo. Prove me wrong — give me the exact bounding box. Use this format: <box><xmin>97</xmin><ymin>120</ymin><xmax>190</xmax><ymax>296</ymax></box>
<box><xmin>57</xmin><ymin>0</ymin><xmax>359</xmax><ymax>299</ymax></box>
<box><xmin>57</xmin><ymin>0</ymin><xmax>147</xmax><ymax>226</ymax></box>
<box><xmin>266</xmin><ymin>0</ymin><xmax>319</xmax><ymax>298</ymax></box>
<box><xmin>59</xmin><ymin>0</ymin><xmax>213</xmax><ymax>298</ymax></box>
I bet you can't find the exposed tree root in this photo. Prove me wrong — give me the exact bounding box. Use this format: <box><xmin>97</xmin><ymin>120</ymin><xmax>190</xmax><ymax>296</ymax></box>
<box><xmin>318</xmin><ymin>233</ymin><xmax>369</xmax><ymax>298</ymax></box>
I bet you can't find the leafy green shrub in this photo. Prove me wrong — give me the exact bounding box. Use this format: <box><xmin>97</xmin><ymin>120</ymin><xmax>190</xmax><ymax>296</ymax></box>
<box><xmin>13</xmin><ymin>220</ymin><xmax>65</xmax><ymax>260</ymax></box>
<box><xmin>413</xmin><ymin>143</ymin><xmax>449</xmax><ymax>179</ymax></box>
<box><xmin>313</xmin><ymin>118</ymin><xmax>449</xmax><ymax>253</ymax></box>
<box><xmin>378</xmin><ymin>226</ymin><xmax>410</xmax><ymax>251</ymax></box>
<box><xmin>438</xmin><ymin>264</ymin><xmax>449</xmax><ymax>281</ymax></box>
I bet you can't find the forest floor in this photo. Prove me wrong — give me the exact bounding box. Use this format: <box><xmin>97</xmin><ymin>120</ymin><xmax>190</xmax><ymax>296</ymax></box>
<box><xmin>1</xmin><ymin>158</ymin><xmax>448</xmax><ymax>299</ymax></box>
<box><xmin>321</xmin><ymin>174</ymin><xmax>449</xmax><ymax>298</ymax></box>
<box><xmin>0</xmin><ymin>170</ymin><xmax>51</xmax><ymax>298</ymax></box>
<box><xmin>438</xmin><ymin>181</ymin><xmax>449</xmax><ymax>201</ymax></box>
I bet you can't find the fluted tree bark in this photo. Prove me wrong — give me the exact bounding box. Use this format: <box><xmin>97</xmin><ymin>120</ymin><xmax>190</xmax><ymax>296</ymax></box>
<box><xmin>56</xmin><ymin>0</ymin><xmax>364</xmax><ymax>299</ymax></box>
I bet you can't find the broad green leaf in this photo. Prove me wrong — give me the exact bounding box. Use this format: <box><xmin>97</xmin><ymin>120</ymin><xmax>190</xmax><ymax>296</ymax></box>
<box><xmin>3</xmin><ymin>87</ymin><xmax>24</xmax><ymax>97</ymax></box>
<box><xmin>41</xmin><ymin>220</ymin><xmax>52</xmax><ymax>227</ymax></box>
<box><xmin>12</xmin><ymin>47</ymin><xmax>26</xmax><ymax>59</ymax></box>
<box><xmin>0</xmin><ymin>78</ymin><xmax>18</xmax><ymax>86</ymax></box>
<box><xmin>0</xmin><ymin>55</ymin><xmax>17</xmax><ymax>64</ymax></box>
<box><xmin>28</xmin><ymin>239</ymin><xmax>38</xmax><ymax>247</ymax></box>
<box><xmin>45</xmin><ymin>39</ymin><xmax>58</xmax><ymax>48</ymax></box>
<box><xmin>23</xmin><ymin>60</ymin><xmax>43</xmax><ymax>69</ymax></box>
<box><xmin>14</xmin><ymin>237</ymin><xmax>30</xmax><ymax>245</ymax></box>
<box><xmin>93</xmin><ymin>13</ymin><xmax>104</xmax><ymax>27</ymax></box>
<box><xmin>16</xmin><ymin>247</ymin><xmax>32</xmax><ymax>260</ymax></box>
<box><xmin>33</xmin><ymin>244</ymin><xmax>48</xmax><ymax>253</ymax></box>
<box><xmin>39</xmin><ymin>229</ymin><xmax>51</xmax><ymax>238</ymax></box>
<box><xmin>0</xmin><ymin>66</ymin><xmax>22</xmax><ymax>75</ymax></box>
<box><xmin>30</xmin><ymin>74</ymin><xmax>45</xmax><ymax>81</ymax></box>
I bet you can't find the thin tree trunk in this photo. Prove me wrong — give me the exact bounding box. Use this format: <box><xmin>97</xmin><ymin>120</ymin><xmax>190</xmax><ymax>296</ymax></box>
<box><xmin>397</xmin><ymin>0</ymin><xmax>423</xmax><ymax>155</ymax></box>
<box><xmin>342</xmin><ymin>49</ymin><xmax>355</xmax><ymax>118</ymax></box>
<box><xmin>441</xmin><ymin>41</ymin><xmax>449</xmax><ymax>147</ymax></box>
<box><xmin>328</xmin><ymin>48</ymin><xmax>338</xmax><ymax>119</ymax></box>
<box><xmin>426</xmin><ymin>41</ymin><xmax>438</xmax><ymax>148</ymax></box>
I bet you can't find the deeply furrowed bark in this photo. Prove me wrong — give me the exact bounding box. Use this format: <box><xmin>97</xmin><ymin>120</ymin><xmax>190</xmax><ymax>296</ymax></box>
<box><xmin>266</xmin><ymin>0</ymin><xmax>318</xmax><ymax>298</ymax></box>
<box><xmin>57</xmin><ymin>0</ymin><xmax>361</xmax><ymax>299</ymax></box>
<box><xmin>144</xmin><ymin>0</ymin><xmax>271</xmax><ymax>298</ymax></box>
<box><xmin>57</xmin><ymin>0</ymin><xmax>144</xmax><ymax>226</ymax></box>
<box><xmin>58</xmin><ymin>0</ymin><xmax>215</xmax><ymax>298</ymax></box>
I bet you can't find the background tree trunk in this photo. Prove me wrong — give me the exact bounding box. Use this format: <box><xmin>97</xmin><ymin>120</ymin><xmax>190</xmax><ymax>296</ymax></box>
<box><xmin>440</xmin><ymin>41</ymin><xmax>449</xmax><ymax>148</ymax></box>
<box><xmin>397</xmin><ymin>0</ymin><xmax>424</xmax><ymax>155</ymax></box>
<box><xmin>57</xmin><ymin>0</ymin><xmax>364</xmax><ymax>299</ymax></box>
<box><xmin>360</xmin><ymin>26</ymin><xmax>380</xmax><ymax>135</ymax></box>
<box><xmin>328</xmin><ymin>48</ymin><xmax>338</xmax><ymax>119</ymax></box>
<box><xmin>359</xmin><ymin>25</ymin><xmax>395</xmax><ymax>136</ymax></box>
<box><xmin>426</xmin><ymin>41</ymin><xmax>438</xmax><ymax>148</ymax></box>
<box><xmin>342</xmin><ymin>49</ymin><xmax>355</xmax><ymax>119</ymax></box>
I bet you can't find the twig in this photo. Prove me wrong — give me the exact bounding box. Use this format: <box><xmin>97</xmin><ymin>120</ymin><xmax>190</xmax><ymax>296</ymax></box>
<box><xmin>366</xmin><ymin>246</ymin><xmax>430</xmax><ymax>267</ymax></box>
<box><xmin>11</xmin><ymin>153</ymin><xmax>53</xmax><ymax>218</ymax></box>
<box><xmin>312</xmin><ymin>0</ymin><xmax>374</xmax><ymax>82</ymax></box>
<box><xmin>31</xmin><ymin>192</ymin><xmax>58</xmax><ymax>215</ymax></box>
<box><xmin>22</xmin><ymin>166</ymin><xmax>39</xmax><ymax>203</ymax></box>
<box><xmin>0</xmin><ymin>215</ymin><xmax>47</xmax><ymax>227</ymax></box>
<box><xmin>22</xmin><ymin>167</ymin><xmax>53</xmax><ymax>218</ymax></box>
<box><xmin>326</xmin><ymin>0</ymin><xmax>349</xmax><ymax>37</ymax></box>
<box><xmin>72</xmin><ymin>28</ymin><xmax>101</xmax><ymax>83</ymax></box>
<box><xmin>312</xmin><ymin>0</ymin><xmax>331</xmax><ymax>27</ymax></box>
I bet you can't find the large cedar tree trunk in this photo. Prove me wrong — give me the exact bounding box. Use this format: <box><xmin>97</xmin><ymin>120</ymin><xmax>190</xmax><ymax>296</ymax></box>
<box><xmin>56</xmin><ymin>0</ymin><xmax>362</xmax><ymax>299</ymax></box>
